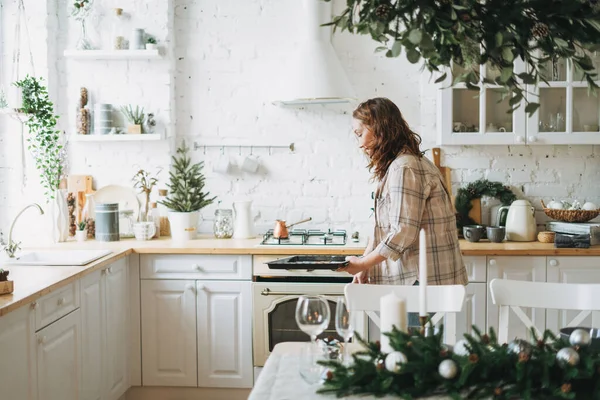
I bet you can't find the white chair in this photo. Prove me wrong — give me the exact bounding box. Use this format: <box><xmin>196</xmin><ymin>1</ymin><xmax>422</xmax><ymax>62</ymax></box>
<box><xmin>489</xmin><ymin>278</ymin><xmax>600</xmax><ymax>344</ymax></box>
<box><xmin>344</xmin><ymin>284</ymin><xmax>466</xmax><ymax>345</ymax></box>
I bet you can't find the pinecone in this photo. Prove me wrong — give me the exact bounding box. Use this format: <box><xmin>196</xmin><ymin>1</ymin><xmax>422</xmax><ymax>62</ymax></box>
<box><xmin>375</xmin><ymin>3</ymin><xmax>392</xmax><ymax>21</ymax></box>
<box><xmin>532</xmin><ymin>22</ymin><xmax>549</xmax><ymax>39</ymax></box>
<box><xmin>79</xmin><ymin>87</ymin><xmax>88</xmax><ymax>108</ymax></box>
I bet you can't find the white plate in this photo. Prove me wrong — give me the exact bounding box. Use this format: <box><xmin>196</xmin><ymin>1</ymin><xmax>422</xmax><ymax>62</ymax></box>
<box><xmin>93</xmin><ymin>184</ymin><xmax>141</xmax><ymax>221</ymax></box>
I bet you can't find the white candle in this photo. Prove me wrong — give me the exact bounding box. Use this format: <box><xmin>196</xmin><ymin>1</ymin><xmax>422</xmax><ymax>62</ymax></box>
<box><xmin>380</xmin><ymin>292</ymin><xmax>407</xmax><ymax>353</ymax></box>
<box><xmin>419</xmin><ymin>228</ymin><xmax>428</xmax><ymax>317</ymax></box>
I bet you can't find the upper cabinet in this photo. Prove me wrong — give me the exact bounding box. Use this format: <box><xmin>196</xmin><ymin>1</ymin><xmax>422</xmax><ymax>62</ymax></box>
<box><xmin>438</xmin><ymin>54</ymin><xmax>600</xmax><ymax>145</ymax></box>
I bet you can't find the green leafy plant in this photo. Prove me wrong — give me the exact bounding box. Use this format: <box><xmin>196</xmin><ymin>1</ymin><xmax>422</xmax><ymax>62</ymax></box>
<box><xmin>146</xmin><ymin>36</ymin><xmax>157</xmax><ymax>44</ymax></box>
<box><xmin>77</xmin><ymin>221</ymin><xmax>87</xmax><ymax>231</ymax></box>
<box><xmin>14</xmin><ymin>76</ymin><xmax>65</xmax><ymax>200</ymax></box>
<box><xmin>0</xmin><ymin>89</ymin><xmax>7</xmax><ymax>108</ymax></box>
<box><xmin>325</xmin><ymin>0</ymin><xmax>600</xmax><ymax>114</ymax></box>
<box><xmin>132</xmin><ymin>169</ymin><xmax>159</xmax><ymax>221</ymax></box>
<box><xmin>120</xmin><ymin>105</ymin><xmax>145</xmax><ymax>127</ymax></box>
<box><xmin>159</xmin><ymin>142</ymin><xmax>216</xmax><ymax>213</ymax></box>
<box><xmin>455</xmin><ymin>179</ymin><xmax>517</xmax><ymax>228</ymax></box>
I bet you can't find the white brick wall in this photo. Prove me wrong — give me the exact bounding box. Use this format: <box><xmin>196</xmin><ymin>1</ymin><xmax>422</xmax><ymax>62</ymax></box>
<box><xmin>2</xmin><ymin>0</ymin><xmax>600</xmax><ymax>245</ymax></box>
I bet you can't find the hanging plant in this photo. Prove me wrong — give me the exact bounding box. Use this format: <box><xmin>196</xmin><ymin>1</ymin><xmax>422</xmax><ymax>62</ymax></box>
<box><xmin>324</xmin><ymin>0</ymin><xmax>600</xmax><ymax>114</ymax></box>
<box><xmin>14</xmin><ymin>75</ymin><xmax>66</xmax><ymax>200</ymax></box>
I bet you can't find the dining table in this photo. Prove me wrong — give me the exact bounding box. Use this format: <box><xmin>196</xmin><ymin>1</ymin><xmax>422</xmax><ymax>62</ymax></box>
<box><xmin>248</xmin><ymin>342</ymin><xmax>448</xmax><ymax>400</ymax></box>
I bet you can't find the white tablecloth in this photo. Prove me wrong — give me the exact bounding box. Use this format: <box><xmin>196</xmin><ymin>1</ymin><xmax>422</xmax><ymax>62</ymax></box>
<box><xmin>248</xmin><ymin>342</ymin><xmax>448</xmax><ymax>400</ymax></box>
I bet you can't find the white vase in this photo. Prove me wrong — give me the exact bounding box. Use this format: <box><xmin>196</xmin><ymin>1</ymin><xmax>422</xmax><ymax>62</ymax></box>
<box><xmin>145</xmin><ymin>43</ymin><xmax>157</xmax><ymax>50</ymax></box>
<box><xmin>51</xmin><ymin>189</ymin><xmax>70</xmax><ymax>243</ymax></box>
<box><xmin>75</xmin><ymin>230</ymin><xmax>88</xmax><ymax>242</ymax></box>
<box><xmin>168</xmin><ymin>211</ymin><xmax>200</xmax><ymax>241</ymax></box>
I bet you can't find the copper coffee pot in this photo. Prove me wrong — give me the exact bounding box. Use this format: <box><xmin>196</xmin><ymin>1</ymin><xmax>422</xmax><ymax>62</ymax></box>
<box><xmin>273</xmin><ymin>217</ymin><xmax>312</xmax><ymax>239</ymax></box>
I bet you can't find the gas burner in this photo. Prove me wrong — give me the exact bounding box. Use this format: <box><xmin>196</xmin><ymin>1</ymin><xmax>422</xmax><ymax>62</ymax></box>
<box><xmin>260</xmin><ymin>229</ymin><xmax>347</xmax><ymax>246</ymax></box>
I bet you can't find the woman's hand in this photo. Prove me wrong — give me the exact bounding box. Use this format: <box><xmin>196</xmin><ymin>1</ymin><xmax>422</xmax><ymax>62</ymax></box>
<box><xmin>352</xmin><ymin>269</ymin><xmax>369</xmax><ymax>284</ymax></box>
<box><xmin>337</xmin><ymin>256</ymin><xmax>367</xmax><ymax>276</ymax></box>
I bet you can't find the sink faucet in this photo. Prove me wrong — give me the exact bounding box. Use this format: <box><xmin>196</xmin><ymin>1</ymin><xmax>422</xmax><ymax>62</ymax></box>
<box><xmin>5</xmin><ymin>203</ymin><xmax>44</xmax><ymax>258</ymax></box>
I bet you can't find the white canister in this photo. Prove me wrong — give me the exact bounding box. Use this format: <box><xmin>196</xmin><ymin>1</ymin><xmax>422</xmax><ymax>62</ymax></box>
<box><xmin>93</xmin><ymin>104</ymin><xmax>113</xmax><ymax>135</ymax></box>
<box><xmin>130</xmin><ymin>28</ymin><xmax>145</xmax><ymax>50</ymax></box>
<box><xmin>168</xmin><ymin>210</ymin><xmax>200</xmax><ymax>241</ymax></box>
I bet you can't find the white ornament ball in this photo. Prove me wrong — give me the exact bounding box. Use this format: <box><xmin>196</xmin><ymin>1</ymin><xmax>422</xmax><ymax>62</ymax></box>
<box><xmin>583</xmin><ymin>202</ymin><xmax>598</xmax><ymax>211</ymax></box>
<box><xmin>556</xmin><ymin>347</ymin><xmax>580</xmax><ymax>367</ymax></box>
<box><xmin>569</xmin><ymin>329</ymin><xmax>592</xmax><ymax>347</ymax></box>
<box><xmin>384</xmin><ymin>351</ymin><xmax>408</xmax><ymax>373</ymax></box>
<box><xmin>438</xmin><ymin>359</ymin><xmax>458</xmax><ymax>379</ymax></box>
<box><xmin>453</xmin><ymin>339</ymin><xmax>470</xmax><ymax>356</ymax></box>
<box><xmin>548</xmin><ymin>201</ymin><xmax>563</xmax><ymax>210</ymax></box>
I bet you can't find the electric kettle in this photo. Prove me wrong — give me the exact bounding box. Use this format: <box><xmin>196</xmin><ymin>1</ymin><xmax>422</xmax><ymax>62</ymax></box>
<box><xmin>233</xmin><ymin>200</ymin><xmax>254</xmax><ymax>239</ymax></box>
<box><xmin>496</xmin><ymin>200</ymin><xmax>537</xmax><ymax>242</ymax></box>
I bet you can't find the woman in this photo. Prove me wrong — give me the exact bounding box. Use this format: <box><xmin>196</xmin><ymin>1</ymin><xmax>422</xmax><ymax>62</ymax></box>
<box><xmin>340</xmin><ymin>97</ymin><xmax>467</xmax><ymax>287</ymax></box>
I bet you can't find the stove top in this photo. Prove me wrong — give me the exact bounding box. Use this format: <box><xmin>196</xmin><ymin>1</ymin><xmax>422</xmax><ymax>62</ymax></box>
<box><xmin>260</xmin><ymin>229</ymin><xmax>352</xmax><ymax>246</ymax></box>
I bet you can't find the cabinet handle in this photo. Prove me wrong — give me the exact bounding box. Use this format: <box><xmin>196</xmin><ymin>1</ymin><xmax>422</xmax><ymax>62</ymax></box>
<box><xmin>30</xmin><ymin>301</ymin><xmax>38</xmax><ymax>310</ymax></box>
<box><xmin>38</xmin><ymin>336</ymin><xmax>46</xmax><ymax>345</ymax></box>
<box><xmin>549</xmin><ymin>259</ymin><xmax>558</xmax><ymax>267</ymax></box>
<box><xmin>193</xmin><ymin>264</ymin><xmax>202</xmax><ymax>271</ymax></box>
<box><xmin>529</xmin><ymin>136</ymin><xmax>538</xmax><ymax>143</ymax></box>
<box><xmin>101</xmin><ymin>269</ymin><xmax>107</xmax><ymax>275</ymax></box>
<box><xmin>57</xmin><ymin>297</ymin><xmax>66</xmax><ymax>306</ymax></box>
<box><xmin>185</xmin><ymin>284</ymin><xmax>196</xmax><ymax>293</ymax></box>
<box><xmin>489</xmin><ymin>259</ymin><xmax>497</xmax><ymax>266</ymax></box>
<box><xmin>516</xmin><ymin>136</ymin><xmax>525</xmax><ymax>143</ymax></box>
<box><xmin>197</xmin><ymin>284</ymin><xmax>205</xmax><ymax>291</ymax></box>
<box><xmin>107</xmin><ymin>267</ymin><xmax>112</xmax><ymax>274</ymax></box>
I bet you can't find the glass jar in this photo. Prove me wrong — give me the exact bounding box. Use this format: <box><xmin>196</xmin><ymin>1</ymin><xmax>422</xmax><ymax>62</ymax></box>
<box><xmin>213</xmin><ymin>209</ymin><xmax>234</xmax><ymax>239</ymax></box>
<box><xmin>82</xmin><ymin>193</ymin><xmax>96</xmax><ymax>239</ymax></box>
<box><xmin>119</xmin><ymin>210</ymin><xmax>135</xmax><ymax>238</ymax></box>
<box><xmin>111</xmin><ymin>8</ymin><xmax>125</xmax><ymax>50</ymax></box>
<box><xmin>157</xmin><ymin>189</ymin><xmax>171</xmax><ymax>236</ymax></box>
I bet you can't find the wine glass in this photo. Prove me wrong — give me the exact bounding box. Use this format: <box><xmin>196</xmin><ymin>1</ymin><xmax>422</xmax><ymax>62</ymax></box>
<box><xmin>295</xmin><ymin>295</ymin><xmax>331</xmax><ymax>344</ymax></box>
<box><xmin>335</xmin><ymin>297</ymin><xmax>354</xmax><ymax>365</ymax></box>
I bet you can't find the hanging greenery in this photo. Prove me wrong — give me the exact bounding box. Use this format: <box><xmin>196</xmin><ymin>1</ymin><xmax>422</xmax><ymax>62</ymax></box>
<box><xmin>319</xmin><ymin>326</ymin><xmax>600</xmax><ymax>399</ymax></box>
<box><xmin>324</xmin><ymin>0</ymin><xmax>600</xmax><ymax>114</ymax></box>
<box><xmin>455</xmin><ymin>179</ymin><xmax>516</xmax><ymax>228</ymax></box>
<box><xmin>14</xmin><ymin>76</ymin><xmax>65</xmax><ymax>200</ymax></box>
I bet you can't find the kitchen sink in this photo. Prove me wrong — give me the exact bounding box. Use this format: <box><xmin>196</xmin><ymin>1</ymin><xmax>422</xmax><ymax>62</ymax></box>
<box><xmin>3</xmin><ymin>249</ymin><xmax>113</xmax><ymax>266</ymax></box>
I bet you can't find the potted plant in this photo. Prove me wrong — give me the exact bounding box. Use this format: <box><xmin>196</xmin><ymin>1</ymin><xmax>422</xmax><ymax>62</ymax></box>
<box><xmin>132</xmin><ymin>169</ymin><xmax>159</xmax><ymax>222</ymax></box>
<box><xmin>75</xmin><ymin>221</ymin><xmax>87</xmax><ymax>242</ymax></box>
<box><xmin>0</xmin><ymin>269</ymin><xmax>13</xmax><ymax>295</ymax></box>
<box><xmin>120</xmin><ymin>105</ymin><xmax>145</xmax><ymax>134</ymax></box>
<box><xmin>146</xmin><ymin>36</ymin><xmax>157</xmax><ymax>50</ymax></box>
<box><xmin>159</xmin><ymin>142</ymin><xmax>216</xmax><ymax>241</ymax></box>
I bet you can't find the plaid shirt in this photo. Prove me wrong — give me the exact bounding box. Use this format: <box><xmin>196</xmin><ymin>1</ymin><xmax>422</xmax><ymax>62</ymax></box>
<box><xmin>369</xmin><ymin>154</ymin><xmax>468</xmax><ymax>286</ymax></box>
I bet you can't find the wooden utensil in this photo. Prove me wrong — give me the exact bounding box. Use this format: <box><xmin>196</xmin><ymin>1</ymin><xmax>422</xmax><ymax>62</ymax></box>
<box><xmin>67</xmin><ymin>175</ymin><xmax>94</xmax><ymax>222</ymax></box>
<box><xmin>432</xmin><ymin>148</ymin><xmax>452</xmax><ymax>202</ymax></box>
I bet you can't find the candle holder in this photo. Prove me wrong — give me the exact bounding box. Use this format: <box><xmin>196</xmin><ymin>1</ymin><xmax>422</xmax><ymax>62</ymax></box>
<box><xmin>419</xmin><ymin>316</ymin><xmax>428</xmax><ymax>335</ymax></box>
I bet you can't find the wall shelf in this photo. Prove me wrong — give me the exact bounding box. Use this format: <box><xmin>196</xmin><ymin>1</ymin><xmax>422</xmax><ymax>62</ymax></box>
<box><xmin>70</xmin><ymin>133</ymin><xmax>162</xmax><ymax>142</ymax></box>
<box><xmin>63</xmin><ymin>49</ymin><xmax>161</xmax><ymax>60</ymax></box>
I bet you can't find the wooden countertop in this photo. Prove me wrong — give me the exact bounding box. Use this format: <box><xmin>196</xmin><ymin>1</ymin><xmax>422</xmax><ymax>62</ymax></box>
<box><xmin>2</xmin><ymin>236</ymin><xmax>600</xmax><ymax>318</ymax></box>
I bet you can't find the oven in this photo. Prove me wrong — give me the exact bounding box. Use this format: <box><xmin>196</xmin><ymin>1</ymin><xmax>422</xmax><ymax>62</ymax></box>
<box><xmin>252</xmin><ymin>255</ymin><xmax>353</xmax><ymax>369</ymax></box>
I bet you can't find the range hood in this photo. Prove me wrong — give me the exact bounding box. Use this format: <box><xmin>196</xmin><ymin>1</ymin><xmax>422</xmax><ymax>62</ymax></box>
<box><xmin>272</xmin><ymin>0</ymin><xmax>356</xmax><ymax>106</ymax></box>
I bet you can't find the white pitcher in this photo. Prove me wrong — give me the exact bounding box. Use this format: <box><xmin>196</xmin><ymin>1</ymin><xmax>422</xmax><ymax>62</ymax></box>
<box><xmin>233</xmin><ymin>200</ymin><xmax>254</xmax><ymax>239</ymax></box>
<box><xmin>497</xmin><ymin>200</ymin><xmax>537</xmax><ymax>242</ymax></box>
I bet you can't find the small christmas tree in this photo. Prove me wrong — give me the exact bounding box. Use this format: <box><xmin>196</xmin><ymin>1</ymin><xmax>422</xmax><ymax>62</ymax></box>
<box><xmin>159</xmin><ymin>142</ymin><xmax>216</xmax><ymax>212</ymax></box>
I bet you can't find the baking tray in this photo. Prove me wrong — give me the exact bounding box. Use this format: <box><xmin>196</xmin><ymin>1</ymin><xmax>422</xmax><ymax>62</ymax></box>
<box><xmin>266</xmin><ymin>255</ymin><xmax>349</xmax><ymax>270</ymax></box>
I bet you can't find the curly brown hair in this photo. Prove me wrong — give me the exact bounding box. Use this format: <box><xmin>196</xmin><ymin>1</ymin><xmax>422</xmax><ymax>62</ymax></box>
<box><xmin>353</xmin><ymin>97</ymin><xmax>423</xmax><ymax>181</ymax></box>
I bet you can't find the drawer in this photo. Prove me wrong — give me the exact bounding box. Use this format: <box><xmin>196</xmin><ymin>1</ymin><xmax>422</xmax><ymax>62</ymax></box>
<box><xmin>140</xmin><ymin>254</ymin><xmax>252</xmax><ymax>280</ymax></box>
<box><xmin>34</xmin><ymin>281</ymin><xmax>80</xmax><ymax>331</ymax></box>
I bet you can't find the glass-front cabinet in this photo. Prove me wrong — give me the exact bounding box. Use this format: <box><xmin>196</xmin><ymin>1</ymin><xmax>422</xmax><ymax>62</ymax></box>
<box><xmin>438</xmin><ymin>54</ymin><xmax>600</xmax><ymax>145</ymax></box>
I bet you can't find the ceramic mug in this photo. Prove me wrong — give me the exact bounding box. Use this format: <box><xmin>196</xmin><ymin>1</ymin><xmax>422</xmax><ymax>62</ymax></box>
<box><xmin>486</xmin><ymin>226</ymin><xmax>506</xmax><ymax>243</ymax></box>
<box><xmin>133</xmin><ymin>222</ymin><xmax>156</xmax><ymax>241</ymax></box>
<box><xmin>463</xmin><ymin>225</ymin><xmax>486</xmax><ymax>242</ymax></box>
<box><xmin>241</xmin><ymin>155</ymin><xmax>260</xmax><ymax>173</ymax></box>
<box><xmin>213</xmin><ymin>158</ymin><xmax>233</xmax><ymax>174</ymax></box>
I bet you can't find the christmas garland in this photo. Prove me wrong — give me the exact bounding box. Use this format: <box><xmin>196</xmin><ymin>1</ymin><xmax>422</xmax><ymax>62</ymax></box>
<box><xmin>455</xmin><ymin>179</ymin><xmax>516</xmax><ymax>229</ymax></box>
<box><xmin>318</xmin><ymin>326</ymin><xmax>600</xmax><ymax>399</ymax></box>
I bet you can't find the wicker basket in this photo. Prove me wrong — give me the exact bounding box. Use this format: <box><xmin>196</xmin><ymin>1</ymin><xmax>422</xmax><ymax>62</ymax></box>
<box><xmin>537</xmin><ymin>231</ymin><xmax>555</xmax><ymax>243</ymax></box>
<box><xmin>540</xmin><ymin>200</ymin><xmax>600</xmax><ymax>223</ymax></box>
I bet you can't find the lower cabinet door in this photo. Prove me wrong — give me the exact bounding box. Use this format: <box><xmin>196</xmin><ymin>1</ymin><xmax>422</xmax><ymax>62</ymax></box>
<box><xmin>36</xmin><ymin>309</ymin><xmax>82</xmax><ymax>400</ymax></box>
<box><xmin>80</xmin><ymin>270</ymin><xmax>104</xmax><ymax>400</ymax></box>
<box><xmin>456</xmin><ymin>283</ymin><xmax>487</xmax><ymax>340</ymax></box>
<box><xmin>0</xmin><ymin>306</ymin><xmax>37</xmax><ymax>400</ymax></box>
<box><xmin>197</xmin><ymin>281</ymin><xmax>253</xmax><ymax>388</ymax></box>
<box><xmin>141</xmin><ymin>280</ymin><xmax>197</xmax><ymax>386</ymax></box>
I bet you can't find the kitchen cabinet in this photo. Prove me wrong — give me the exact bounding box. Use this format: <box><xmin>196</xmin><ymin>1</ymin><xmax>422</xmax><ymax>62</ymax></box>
<box><xmin>197</xmin><ymin>281</ymin><xmax>253</xmax><ymax>388</ymax></box>
<box><xmin>486</xmin><ymin>256</ymin><xmax>547</xmax><ymax>341</ymax></box>
<box><xmin>456</xmin><ymin>282</ymin><xmax>487</xmax><ymax>340</ymax></box>
<box><xmin>36</xmin><ymin>309</ymin><xmax>82</xmax><ymax>400</ymax></box>
<box><xmin>437</xmin><ymin>61</ymin><xmax>527</xmax><ymax>145</ymax></box>
<box><xmin>81</xmin><ymin>258</ymin><xmax>129</xmax><ymax>400</ymax></box>
<box><xmin>0</xmin><ymin>305</ymin><xmax>37</xmax><ymax>400</ymax></box>
<box><xmin>438</xmin><ymin>55</ymin><xmax>600</xmax><ymax>145</ymax></box>
<box><xmin>141</xmin><ymin>279</ymin><xmax>198</xmax><ymax>387</ymax></box>
<box><xmin>546</xmin><ymin>256</ymin><xmax>600</xmax><ymax>333</ymax></box>
<box><xmin>526</xmin><ymin>55</ymin><xmax>600</xmax><ymax>145</ymax></box>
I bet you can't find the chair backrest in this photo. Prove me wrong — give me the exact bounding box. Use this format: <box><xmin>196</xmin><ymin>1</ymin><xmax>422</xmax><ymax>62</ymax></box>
<box><xmin>489</xmin><ymin>279</ymin><xmax>600</xmax><ymax>343</ymax></box>
<box><xmin>344</xmin><ymin>284</ymin><xmax>466</xmax><ymax>345</ymax></box>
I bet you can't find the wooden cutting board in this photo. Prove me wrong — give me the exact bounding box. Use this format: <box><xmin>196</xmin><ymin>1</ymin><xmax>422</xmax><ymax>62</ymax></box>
<box><xmin>432</xmin><ymin>148</ymin><xmax>452</xmax><ymax>203</ymax></box>
<box><xmin>67</xmin><ymin>175</ymin><xmax>94</xmax><ymax>221</ymax></box>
